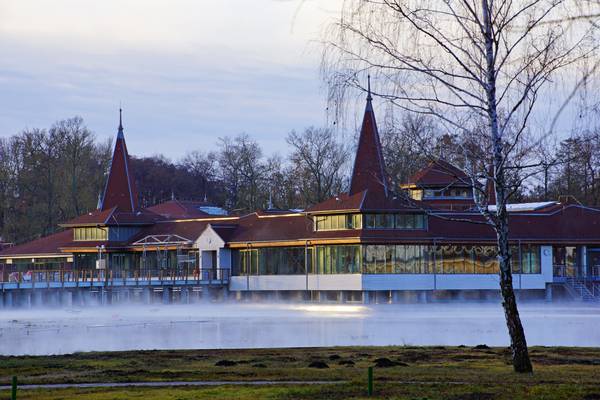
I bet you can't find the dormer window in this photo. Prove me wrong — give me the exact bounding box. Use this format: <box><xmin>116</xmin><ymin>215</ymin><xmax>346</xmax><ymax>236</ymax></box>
<box><xmin>74</xmin><ymin>227</ymin><xmax>108</xmax><ymax>241</ymax></box>
<box><xmin>421</xmin><ymin>187</ymin><xmax>472</xmax><ymax>200</ymax></box>
<box><xmin>365</xmin><ymin>213</ymin><xmax>427</xmax><ymax>230</ymax></box>
<box><xmin>315</xmin><ymin>214</ymin><xmax>362</xmax><ymax>231</ymax></box>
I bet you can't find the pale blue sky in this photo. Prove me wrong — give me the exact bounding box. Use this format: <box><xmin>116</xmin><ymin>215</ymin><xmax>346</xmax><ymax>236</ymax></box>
<box><xmin>0</xmin><ymin>0</ymin><xmax>345</xmax><ymax>159</ymax></box>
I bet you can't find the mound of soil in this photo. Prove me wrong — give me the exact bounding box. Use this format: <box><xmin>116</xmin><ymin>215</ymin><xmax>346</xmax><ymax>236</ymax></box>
<box><xmin>373</xmin><ymin>357</ymin><xmax>397</xmax><ymax>368</ymax></box>
<box><xmin>338</xmin><ymin>360</ymin><xmax>355</xmax><ymax>366</ymax></box>
<box><xmin>214</xmin><ymin>359</ymin><xmax>237</xmax><ymax>367</ymax></box>
<box><xmin>328</xmin><ymin>354</ymin><xmax>341</xmax><ymax>360</ymax></box>
<box><xmin>308</xmin><ymin>361</ymin><xmax>329</xmax><ymax>369</ymax></box>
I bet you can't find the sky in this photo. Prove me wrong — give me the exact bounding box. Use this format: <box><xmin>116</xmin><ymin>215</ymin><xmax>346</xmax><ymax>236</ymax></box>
<box><xmin>0</xmin><ymin>0</ymin><xmax>345</xmax><ymax>159</ymax></box>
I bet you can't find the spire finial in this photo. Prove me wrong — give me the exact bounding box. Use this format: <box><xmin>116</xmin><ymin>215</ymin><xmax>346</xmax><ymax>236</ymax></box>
<box><xmin>367</xmin><ymin>74</ymin><xmax>372</xmax><ymax>101</ymax></box>
<box><xmin>117</xmin><ymin>107</ymin><xmax>124</xmax><ymax>139</ymax></box>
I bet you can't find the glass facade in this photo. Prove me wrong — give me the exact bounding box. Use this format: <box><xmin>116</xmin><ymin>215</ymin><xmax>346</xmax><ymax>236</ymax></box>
<box><xmin>314</xmin><ymin>213</ymin><xmax>427</xmax><ymax>231</ymax></box>
<box><xmin>232</xmin><ymin>244</ymin><xmax>541</xmax><ymax>275</ymax></box>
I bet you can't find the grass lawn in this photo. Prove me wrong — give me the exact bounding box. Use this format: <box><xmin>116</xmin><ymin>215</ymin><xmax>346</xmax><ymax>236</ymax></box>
<box><xmin>1</xmin><ymin>346</ymin><xmax>600</xmax><ymax>399</ymax></box>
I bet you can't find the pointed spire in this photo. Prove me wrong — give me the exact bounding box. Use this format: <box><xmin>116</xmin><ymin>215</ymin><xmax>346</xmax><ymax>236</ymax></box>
<box><xmin>348</xmin><ymin>76</ymin><xmax>388</xmax><ymax>197</ymax></box>
<box><xmin>100</xmin><ymin>109</ymin><xmax>139</xmax><ymax>212</ymax></box>
<box><xmin>97</xmin><ymin>192</ymin><xmax>103</xmax><ymax>210</ymax></box>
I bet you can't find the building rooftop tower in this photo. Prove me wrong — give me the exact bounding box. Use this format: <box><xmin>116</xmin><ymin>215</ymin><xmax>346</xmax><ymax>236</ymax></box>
<box><xmin>100</xmin><ymin>109</ymin><xmax>139</xmax><ymax>212</ymax></box>
<box><xmin>348</xmin><ymin>76</ymin><xmax>388</xmax><ymax>197</ymax></box>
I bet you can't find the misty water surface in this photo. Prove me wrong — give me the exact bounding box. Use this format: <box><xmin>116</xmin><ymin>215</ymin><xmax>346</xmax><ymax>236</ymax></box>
<box><xmin>1</xmin><ymin>303</ymin><xmax>599</xmax><ymax>355</ymax></box>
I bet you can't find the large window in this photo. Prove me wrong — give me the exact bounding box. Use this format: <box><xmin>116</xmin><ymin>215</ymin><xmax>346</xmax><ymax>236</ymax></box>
<box><xmin>238</xmin><ymin>247</ymin><xmax>311</xmax><ymax>275</ymax></box>
<box><xmin>315</xmin><ymin>214</ymin><xmax>362</xmax><ymax>231</ymax></box>
<box><xmin>232</xmin><ymin>244</ymin><xmax>541</xmax><ymax>276</ymax></box>
<box><xmin>316</xmin><ymin>245</ymin><xmax>361</xmax><ymax>274</ymax></box>
<box><xmin>74</xmin><ymin>227</ymin><xmax>108</xmax><ymax>241</ymax></box>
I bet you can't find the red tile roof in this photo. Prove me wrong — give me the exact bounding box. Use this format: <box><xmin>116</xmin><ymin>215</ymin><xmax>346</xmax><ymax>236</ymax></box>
<box><xmin>210</xmin><ymin>224</ymin><xmax>239</xmax><ymax>242</ymax></box>
<box><xmin>60</xmin><ymin>208</ymin><xmax>161</xmax><ymax>227</ymax></box>
<box><xmin>306</xmin><ymin>189</ymin><xmax>421</xmax><ymax>213</ymax></box>
<box><xmin>407</xmin><ymin>160</ymin><xmax>470</xmax><ymax>187</ymax></box>
<box><xmin>147</xmin><ymin>200</ymin><xmax>209</xmax><ymax>219</ymax></box>
<box><xmin>0</xmin><ymin>229</ymin><xmax>73</xmax><ymax>257</ymax></box>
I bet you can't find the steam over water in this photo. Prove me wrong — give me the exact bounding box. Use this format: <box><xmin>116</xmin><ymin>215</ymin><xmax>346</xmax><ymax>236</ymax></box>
<box><xmin>1</xmin><ymin>303</ymin><xmax>599</xmax><ymax>355</ymax></box>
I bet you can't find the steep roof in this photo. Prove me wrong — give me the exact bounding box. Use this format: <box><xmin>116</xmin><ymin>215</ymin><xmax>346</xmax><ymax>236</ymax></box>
<box><xmin>100</xmin><ymin>109</ymin><xmax>139</xmax><ymax>212</ymax></box>
<box><xmin>349</xmin><ymin>82</ymin><xmax>388</xmax><ymax>197</ymax></box>
<box><xmin>407</xmin><ymin>160</ymin><xmax>470</xmax><ymax>188</ymax></box>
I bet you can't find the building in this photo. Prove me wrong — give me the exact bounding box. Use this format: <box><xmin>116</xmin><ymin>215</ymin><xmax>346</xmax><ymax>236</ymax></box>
<box><xmin>1</xmin><ymin>97</ymin><xmax>600</xmax><ymax>306</ymax></box>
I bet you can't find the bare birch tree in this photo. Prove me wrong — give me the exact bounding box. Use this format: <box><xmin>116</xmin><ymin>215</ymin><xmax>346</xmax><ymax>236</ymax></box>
<box><xmin>323</xmin><ymin>0</ymin><xmax>600</xmax><ymax>373</ymax></box>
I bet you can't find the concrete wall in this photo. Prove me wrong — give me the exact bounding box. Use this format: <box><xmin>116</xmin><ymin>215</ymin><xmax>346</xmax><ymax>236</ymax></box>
<box><xmin>230</xmin><ymin>274</ymin><xmax>362</xmax><ymax>291</ymax></box>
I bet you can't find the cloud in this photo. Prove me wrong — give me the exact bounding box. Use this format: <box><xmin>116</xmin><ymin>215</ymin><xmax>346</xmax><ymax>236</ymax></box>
<box><xmin>0</xmin><ymin>0</ymin><xmax>343</xmax><ymax>158</ymax></box>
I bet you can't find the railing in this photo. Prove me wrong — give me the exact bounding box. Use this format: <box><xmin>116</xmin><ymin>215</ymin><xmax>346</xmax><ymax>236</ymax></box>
<box><xmin>563</xmin><ymin>276</ymin><xmax>600</xmax><ymax>302</ymax></box>
<box><xmin>0</xmin><ymin>267</ymin><xmax>230</xmax><ymax>288</ymax></box>
<box><xmin>554</xmin><ymin>264</ymin><xmax>600</xmax><ymax>278</ymax></box>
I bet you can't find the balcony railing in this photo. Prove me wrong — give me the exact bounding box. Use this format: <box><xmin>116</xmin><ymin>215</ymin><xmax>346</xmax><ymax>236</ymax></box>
<box><xmin>0</xmin><ymin>266</ymin><xmax>230</xmax><ymax>288</ymax></box>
